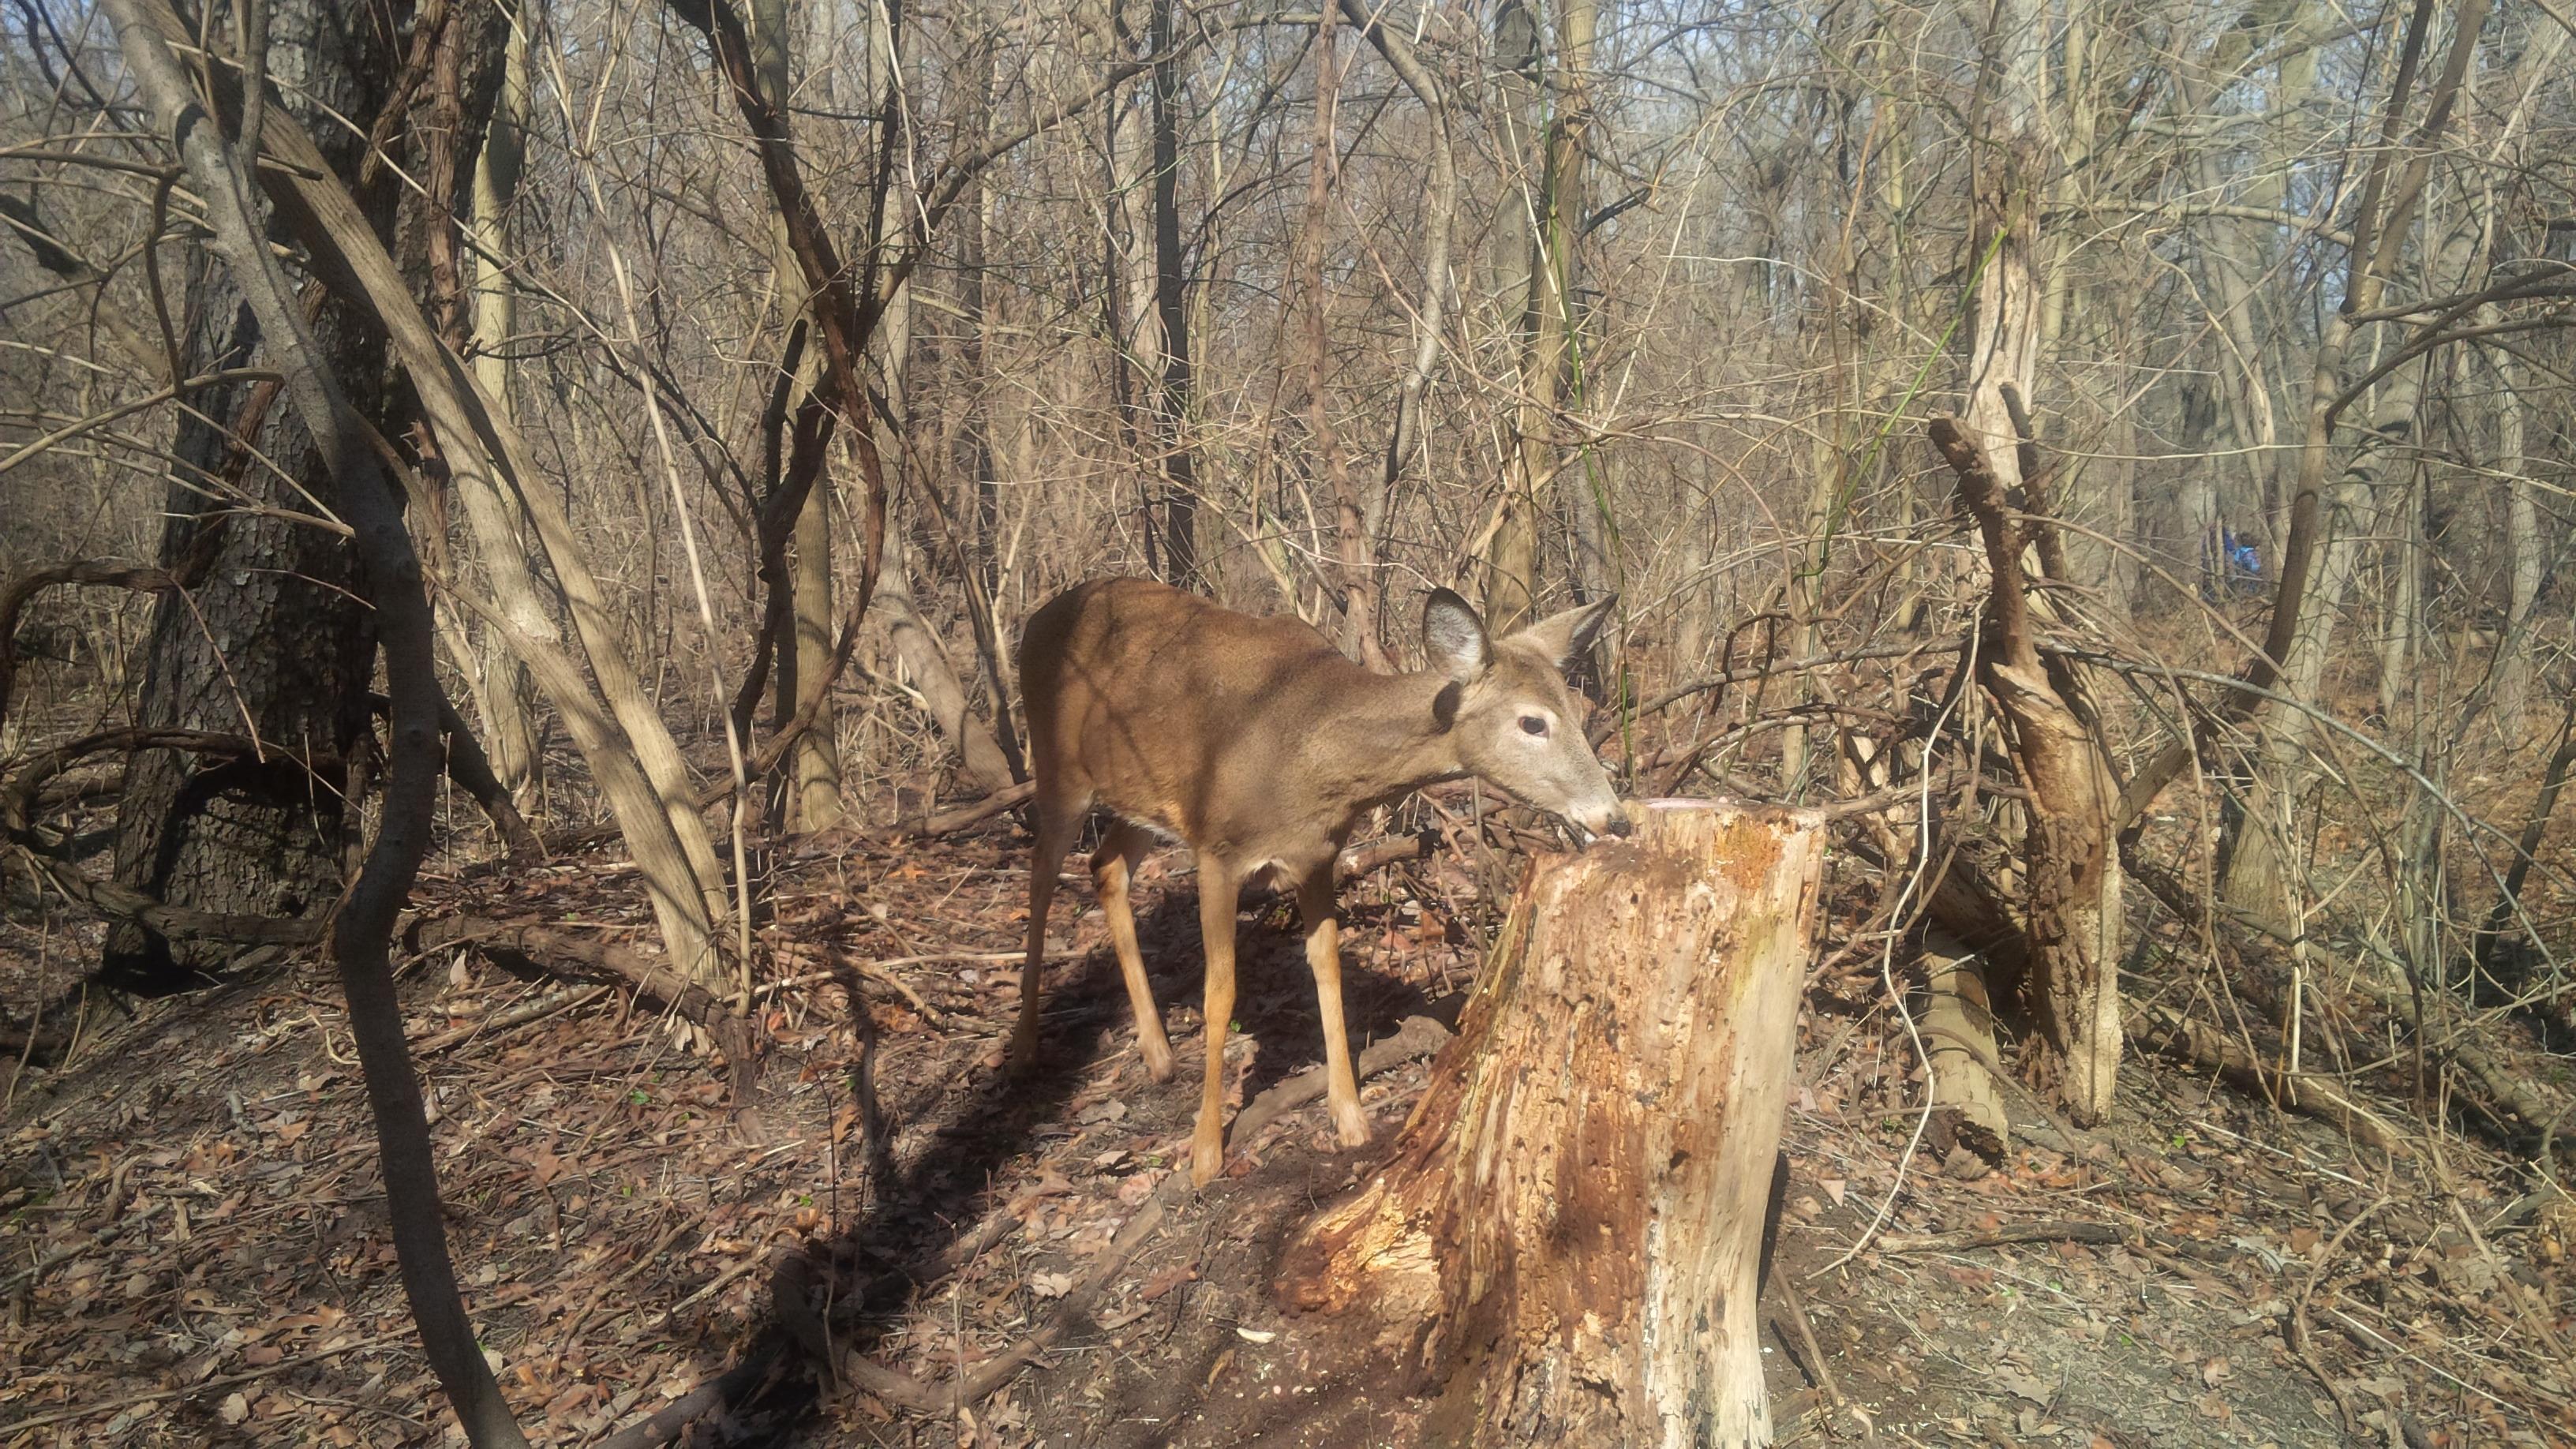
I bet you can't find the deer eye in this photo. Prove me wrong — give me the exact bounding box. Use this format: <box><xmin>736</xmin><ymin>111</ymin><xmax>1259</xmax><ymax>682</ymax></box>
<box><xmin>1518</xmin><ymin>715</ymin><xmax>1548</xmax><ymax>736</ymax></box>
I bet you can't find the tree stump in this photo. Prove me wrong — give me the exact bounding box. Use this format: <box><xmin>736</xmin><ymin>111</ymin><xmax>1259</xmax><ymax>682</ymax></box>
<box><xmin>1276</xmin><ymin>800</ymin><xmax>1825</xmax><ymax>1447</ymax></box>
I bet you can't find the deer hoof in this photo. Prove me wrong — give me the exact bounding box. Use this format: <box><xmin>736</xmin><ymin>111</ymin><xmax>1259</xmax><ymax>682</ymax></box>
<box><xmin>1331</xmin><ymin>1103</ymin><xmax>1371</xmax><ymax>1149</ymax></box>
<box><xmin>1140</xmin><ymin>1040</ymin><xmax>1177</xmax><ymax>1083</ymax></box>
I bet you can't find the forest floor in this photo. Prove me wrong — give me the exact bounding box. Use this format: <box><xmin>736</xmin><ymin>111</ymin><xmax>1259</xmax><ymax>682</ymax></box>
<box><xmin>2</xmin><ymin>804</ymin><xmax>2571</xmax><ymax>1448</ymax></box>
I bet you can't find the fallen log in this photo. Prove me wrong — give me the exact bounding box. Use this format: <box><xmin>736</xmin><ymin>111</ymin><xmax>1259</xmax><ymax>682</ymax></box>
<box><xmin>408</xmin><ymin>915</ymin><xmax>756</xmax><ymax>1097</ymax></box>
<box><xmin>1276</xmin><ymin>799</ymin><xmax>1825</xmax><ymax>1447</ymax></box>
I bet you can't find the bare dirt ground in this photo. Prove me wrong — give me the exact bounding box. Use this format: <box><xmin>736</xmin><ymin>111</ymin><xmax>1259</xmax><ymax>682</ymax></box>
<box><xmin>4</xmin><ymin>803</ymin><xmax>2571</xmax><ymax>1447</ymax></box>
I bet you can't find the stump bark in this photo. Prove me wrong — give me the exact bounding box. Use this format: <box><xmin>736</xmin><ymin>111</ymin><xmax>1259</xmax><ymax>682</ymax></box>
<box><xmin>1276</xmin><ymin>800</ymin><xmax>1825</xmax><ymax>1447</ymax></box>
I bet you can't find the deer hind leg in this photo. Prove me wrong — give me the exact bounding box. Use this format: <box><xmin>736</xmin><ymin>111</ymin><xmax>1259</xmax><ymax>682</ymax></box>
<box><xmin>1011</xmin><ymin>801</ymin><xmax>1084</xmax><ymax>1076</ymax></box>
<box><xmin>1091</xmin><ymin>819</ymin><xmax>1174</xmax><ymax>1081</ymax></box>
<box><xmin>1297</xmin><ymin>865</ymin><xmax>1371</xmax><ymax>1148</ymax></box>
<box><xmin>1190</xmin><ymin>854</ymin><xmax>1243</xmax><ymax>1188</ymax></box>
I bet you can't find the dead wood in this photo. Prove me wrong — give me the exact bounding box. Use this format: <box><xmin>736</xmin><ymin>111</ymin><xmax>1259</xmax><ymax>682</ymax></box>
<box><xmin>1279</xmin><ymin>802</ymin><xmax>1824</xmax><ymax>1447</ymax></box>
<box><xmin>1874</xmin><ymin>1219</ymin><xmax>2127</xmax><ymax>1253</ymax></box>
<box><xmin>0</xmin><ymin>560</ymin><xmax>182</xmax><ymax>732</ymax></box>
<box><xmin>1922</xmin><ymin>930</ymin><xmax>2011</xmax><ymax>1165</ymax></box>
<box><xmin>409</xmin><ymin>915</ymin><xmax>757</xmax><ymax>1098</ymax></box>
<box><xmin>2132</xmin><ymin>1003</ymin><xmax>2409</xmax><ymax>1155</ymax></box>
<box><xmin>1930</xmin><ymin>414</ymin><xmax>2124</xmax><ymax>1125</ymax></box>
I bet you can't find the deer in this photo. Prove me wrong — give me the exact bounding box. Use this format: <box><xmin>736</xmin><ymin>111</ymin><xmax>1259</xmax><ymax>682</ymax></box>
<box><xmin>1011</xmin><ymin>577</ymin><xmax>1627</xmax><ymax>1187</ymax></box>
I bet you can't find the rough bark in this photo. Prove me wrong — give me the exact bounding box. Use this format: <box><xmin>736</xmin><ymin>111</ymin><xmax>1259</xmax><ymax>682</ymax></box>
<box><xmin>1932</xmin><ymin>416</ymin><xmax>2124</xmax><ymax>1125</ymax></box>
<box><xmin>139</xmin><ymin>0</ymin><xmax>736</xmax><ymax>986</ymax></box>
<box><xmin>1279</xmin><ymin>801</ymin><xmax>1824</xmax><ymax>1447</ymax></box>
<box><xmin>101</xmin><ymin>0</ymin><xmax>528</xmax><ymax>1440</ymax></box>
<box><xmin>101</xmin><ymin>0</ymin><xmax>392</xmax><ymax>990</ymax></box>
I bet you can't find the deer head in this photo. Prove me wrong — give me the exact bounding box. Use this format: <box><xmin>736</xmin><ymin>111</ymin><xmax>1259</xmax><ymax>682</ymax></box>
<box><xmin>1422</xmin><ymin>588</ymin><xmax>1628</xmax><ymax>840</ymax></box>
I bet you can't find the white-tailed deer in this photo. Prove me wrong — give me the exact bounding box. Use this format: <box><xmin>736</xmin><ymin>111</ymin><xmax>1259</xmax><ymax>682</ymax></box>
<box><xmin>1012</xmin><ymin>578</ymin><xmax>1625</xmax><ymax>1186</ymax></box>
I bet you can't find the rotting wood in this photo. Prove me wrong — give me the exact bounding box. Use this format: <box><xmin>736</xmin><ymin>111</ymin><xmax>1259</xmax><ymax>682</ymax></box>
<box><xmin>1930</xmin><ymin>414</ymin><xmax>2124</xmax><ymax>1125</ymax></box>
<box><xmin>1875</xmin><ymin>1219</ymin><xmax>2125</xmax><ymax>1253</ymax></box>
<box><xmin>1922</xmin><ymin>929</ymin><xmax>2011</xmax><ymax>1166</ymax></box>
<box><xmin>1278</xmin><ymin>801</ymin><xmax>1824</xmax><ymax>1448</ymax></box>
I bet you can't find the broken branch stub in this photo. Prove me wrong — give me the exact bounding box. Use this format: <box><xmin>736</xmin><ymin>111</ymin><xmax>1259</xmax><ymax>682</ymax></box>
<box><xmin>1277</xmin><ymin>799</ymin><xmax>1824</xmax><ymax>1448</ymax></box>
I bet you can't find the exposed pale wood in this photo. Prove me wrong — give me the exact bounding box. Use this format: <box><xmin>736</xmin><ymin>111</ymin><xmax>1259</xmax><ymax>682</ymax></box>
<box><xmin>1921</xmin><ymin>930</ymin><xmax>2011</xmax><ymax>1161</ymax></box>
<box><xmin>1931</xmin><ymin>415</ymin><xmax>2124</xmax><ymax>1125</ymax></box>
<box><xmin>1279</xmin><ymin>800</ymin><xmax>1823</xmax><ymax>1448</ymax></box>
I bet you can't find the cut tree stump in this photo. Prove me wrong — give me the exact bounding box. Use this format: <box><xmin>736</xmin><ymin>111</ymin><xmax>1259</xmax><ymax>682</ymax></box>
<box><xmin>1275</xmin><ymin>799</ymin><xmax>1825</xmax><ymax>1448</ymax></box>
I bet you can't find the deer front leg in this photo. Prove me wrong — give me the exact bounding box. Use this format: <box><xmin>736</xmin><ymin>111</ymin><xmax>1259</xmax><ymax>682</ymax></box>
<box><xmin>1192</xmin><ymin>856</ymin><xmax>1242</xmax><ymax>1188</ymax></box>
<box><xmin>1297</xmin><ymin>865</ymin><xmax>1370</xmax><ymax>1148</ymax></box>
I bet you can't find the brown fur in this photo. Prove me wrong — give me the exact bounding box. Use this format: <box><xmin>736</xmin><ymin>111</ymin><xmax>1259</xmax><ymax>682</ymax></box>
<box><xmin>1011</xmin><ymin>578</ymin><xmax>1623</xmax><ymax>1186</ymax></box>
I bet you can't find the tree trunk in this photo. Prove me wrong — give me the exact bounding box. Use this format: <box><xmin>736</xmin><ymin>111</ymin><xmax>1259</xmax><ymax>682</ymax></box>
<box><xmin>103</xmin><ymin>0</ymin><xmax>397</xmax><ymax>990</ymax></box>
<box><xmin>2228</xmin><ymin>183</ymin><xmax>2485</xmax><ymax>912</ymax></box>
<box><xmin>877</xmin><ymin>521</ymin><xmax>1015</xmax><ymax>792</ymax></box>
<box><xmin>172</xmin><ymin>6</ymin><xmax>740</xmax><ymax>985</ymax></box>
<box><xmin>460</xmin><ymin>0</ymin><xmax>543</xmax><ymax>807</ymax></box>
<box><xmin>1338</xmin><ymin>0</ymin><xmax>1453</xmax><ymax>575</ymax></box>
<box><xmin>1932</xmin><ymin>417</ymin><xmax>2124</xmax><ymax>1125</ymax></box>
<box><xmin>2488</xmin><ymin>328</ymin><xmax>2539</xmax><ymax>726</ymax></box>
<box><xmin>754</xmin><ymin>0</ymin><xmax>845</xmax><ymax>832</ymax></box>
<box><xmin>1100</xmin><ymin>12</ymin><xmax>1161</xmax><ymax>575</ymax></box>
<box><xmin>103</xmin><ymin>1</ymin><xmax>530</xmax><ymax>1439</ymax></box>
<box><xmin>1146</xmin><ymin>0</ymin><xmax>1199</xmax><ymax>586</ymax></box>
<box><xmin>1479</xmin><ymin>0</ymin><xmax>1544</xmax><ymax>632</ymax></box>
<box><xmin>1279</xmin><ymin>802</ymin><xmax>1824</xmax><ymax>1447</ymax></box>
<box><xmin>1296</xmin><ymin>7</ymin><xmax>1389</xmax><ymax>668</ymax></box>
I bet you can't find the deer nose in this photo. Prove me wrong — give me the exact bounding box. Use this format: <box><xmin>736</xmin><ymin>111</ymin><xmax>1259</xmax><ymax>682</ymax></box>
<box><xmin>1601</xmin><ymin>816</ymin><xmax>1633</xmax><ymax>839</ymax></box>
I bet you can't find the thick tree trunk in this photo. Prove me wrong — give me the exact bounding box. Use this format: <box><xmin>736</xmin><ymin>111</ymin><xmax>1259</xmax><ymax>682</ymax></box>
<box><xmin>103</xmin><ymin>0</ymin><xmax>396</xmax><ymax>990</ymax></box>
<box><xmin>172</xmin><ymin>7</ymin><xmax>738</xmax><ymax>986</ymax></box>
<box><xmin>1279</xmin><ymin>802</ymin><xmax>1823</xmax><ymax>1447</ymax></box>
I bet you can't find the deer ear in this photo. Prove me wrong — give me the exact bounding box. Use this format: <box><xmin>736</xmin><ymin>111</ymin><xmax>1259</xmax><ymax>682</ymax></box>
<box><xmin>1422</xmin><ymin>588</ymin><xmax>1491</xmax><ymax>681</ymax></box>
<box><xmin>1512</xmin><ymin>594</ymin><xmax>1619</xmax><ymax>672</ymax></box>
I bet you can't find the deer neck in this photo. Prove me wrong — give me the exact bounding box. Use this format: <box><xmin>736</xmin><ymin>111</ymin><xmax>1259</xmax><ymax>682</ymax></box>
<box><xmin>1320</xmin><ymin>667</ymin><xmax>1471</xmax><ymax>807</ymax></box>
